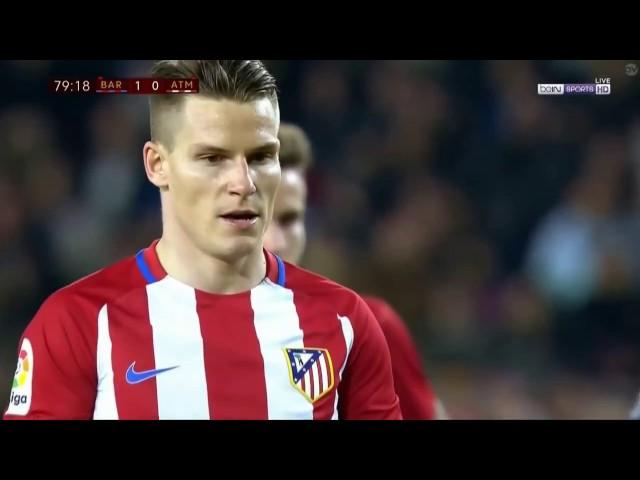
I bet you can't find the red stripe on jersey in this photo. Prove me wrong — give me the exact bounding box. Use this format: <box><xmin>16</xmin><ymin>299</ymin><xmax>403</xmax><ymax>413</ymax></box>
<box><xmin>196</xmin><ymin>292</ymin><xmax>268</xmax><ymax>419</ymax></box>
<box><xmin>108</xmin><ymin>287</ymin><xmax>159</xmax><ymax>419</ymax></box>
<box><xmin>264</xmin><ymin>250</ymin><xmax>280</xmax><ymax>284</ymax></box>
<box><xmin>142</xmin><ymin>240</ymin><xmax>168</xmax><ymax>281</ymax></box>
<box><xmin>293</xmin><ymin>293</ymin><xmax>347</xmax><ymax>419</ymax></box>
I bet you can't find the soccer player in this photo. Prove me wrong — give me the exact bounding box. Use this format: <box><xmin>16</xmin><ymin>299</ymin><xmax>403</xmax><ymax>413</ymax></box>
<box><xmin>264</xmin><ymin>123</ymin><xmax>448</xmax><ymax>419</ymax></box>
<box><xmin>4</xmin><ymin>60</ymin><xmax>401</xmax><ymax>420</ymax></box>
<box><xmin>630</xmin><ymin>393</ymin><xmax>640</xmax><ymax>419</ymax></box>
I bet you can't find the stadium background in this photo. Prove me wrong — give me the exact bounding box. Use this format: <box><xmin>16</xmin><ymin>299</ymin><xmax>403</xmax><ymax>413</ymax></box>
<box><xmin>1</xmin><ymin>60</ymin><xmax>639</xmax><ymax>419</ymax></box>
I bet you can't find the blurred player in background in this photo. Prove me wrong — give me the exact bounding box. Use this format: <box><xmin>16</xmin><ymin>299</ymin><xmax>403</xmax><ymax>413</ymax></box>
<box><xmin>630</xmin><ymin>393</ymin><xmax>640</xmax><ymax>419</ymax></box>
<box><xmin>264</xmin><ymin>123</ymin><xmax>448</xmax><ymax>419</ymax></box>
<box><xmin>4</xmin><ymin>60</ymin><xmax>401</xmax><ymax>420</ymax></box>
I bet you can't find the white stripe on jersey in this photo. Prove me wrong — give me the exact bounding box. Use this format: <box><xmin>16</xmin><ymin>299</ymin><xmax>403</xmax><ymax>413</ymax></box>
<box><xmin>319</xmin><ymin>354</ymin><xmax>329</xmax><ymax>394</ymax></box>
<box><xmin>147</xmin><ymin>277</ymin><xmax>210</xmax><ymax>419</ymax></box>
<box><xmin>332</xmin><ymin>314</ymin><xmax>355</xmax><ymax>420</ymax></box>
<box><xmin>94</xmin><ymin>305</ymin><xmax>119</xmax><ymax>419</ymax></box>
<box><xmin>311</xmin><ymin>362</ymin><xmax>320</xmax><ymax>401</ymax></box>
<box><xmin>304</xmin><ymin>369</ymin><xmax>312</xmax><ymax>398</ymax></box>
<box><xmin>251</xmin><ymin>279</ymin><xmax>313</xmax><ymax>420</ymax></box>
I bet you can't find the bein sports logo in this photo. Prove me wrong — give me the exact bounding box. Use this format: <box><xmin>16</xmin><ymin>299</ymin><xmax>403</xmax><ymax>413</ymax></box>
<box><xmin>538</xmin><ymin>78</ymin><xmax>611</xmax><ymax>96</ymax></box>
<box><xmin>538</xmin><ymin>83</ymin><xmax>564</xmax><ymax>95</ymax></box>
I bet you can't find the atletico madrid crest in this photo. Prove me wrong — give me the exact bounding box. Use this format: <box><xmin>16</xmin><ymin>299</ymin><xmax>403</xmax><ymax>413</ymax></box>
<box><xmin>284</xmin><ymin>347</ymin><xmax>335</xmax><ymax>404</ymax></box>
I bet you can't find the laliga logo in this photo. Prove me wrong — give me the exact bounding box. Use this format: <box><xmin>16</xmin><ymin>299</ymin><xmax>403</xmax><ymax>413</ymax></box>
<box><xmin>6</xmin><ymin>339</ymin><xmax>33</xmax><ymax>415</ymax></box>
<box><xmin>12</xmin><ymin>349</ymin><xmax>30</xmax><ymax>388</ymax></box>
<box><xmin>10</xmin><ymin>391</ymin><xmax>27</xmax><ymax>407</ymax></box>
<box><xmin>10</xmin><ymin>349</ymin><xmax>30</xmax><ymax>406</ymax></box>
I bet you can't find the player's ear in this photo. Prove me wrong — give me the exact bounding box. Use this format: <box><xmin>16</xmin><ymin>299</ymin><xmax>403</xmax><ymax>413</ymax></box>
<box><xmin>143</xmin><ymin>140</ymin><xmax>169</xmax><ymax>189</ymax></box>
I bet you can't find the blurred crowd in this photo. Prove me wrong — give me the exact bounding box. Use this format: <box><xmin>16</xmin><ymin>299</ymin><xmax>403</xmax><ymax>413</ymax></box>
<box><xmin>1</xmin><ymin>60</ymin><xmax>639</xmax><ymax>419</ymax></box>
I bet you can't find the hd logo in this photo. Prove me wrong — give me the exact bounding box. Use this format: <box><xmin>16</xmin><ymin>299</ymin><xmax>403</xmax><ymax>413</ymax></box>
<box><xmin>5</xmin><ymin>338</ymin><xmax>33</xmax><ymax>416</ymax></box>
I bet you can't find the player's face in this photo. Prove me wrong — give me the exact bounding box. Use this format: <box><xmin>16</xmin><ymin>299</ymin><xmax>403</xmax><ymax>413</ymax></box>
<box><xmin>164</xmin><ymin>95</ymin><xmax>280</xmax><ymax>261</ymax></box>
<box><xmin>263</xmin><ymin>168</ymin><xmax>307</xmax><ymax>264</ymax></box>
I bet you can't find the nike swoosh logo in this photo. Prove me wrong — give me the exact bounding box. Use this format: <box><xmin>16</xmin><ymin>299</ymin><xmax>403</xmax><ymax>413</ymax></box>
<box><xmin>125</xmin><ymin>361</ymin><xmax>179</xmax><ymax>385</ymax></box>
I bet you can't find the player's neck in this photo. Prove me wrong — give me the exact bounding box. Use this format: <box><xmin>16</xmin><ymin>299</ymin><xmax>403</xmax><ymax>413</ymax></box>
<box><xmin>155</xmin><ymin>234</ymin><xmax>267</xmax><ymax>295</ymax></box>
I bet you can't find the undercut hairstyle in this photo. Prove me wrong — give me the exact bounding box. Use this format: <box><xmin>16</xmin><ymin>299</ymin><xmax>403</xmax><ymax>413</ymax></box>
<box><xmin>149</xmin><ymin>60</ymin><xmax>278</xmax><ymax>149</ymax></box>
<box><xmin>278</xmin><ymin>123</ymin><xmax>313</xmax><ymax>172</ymax></box>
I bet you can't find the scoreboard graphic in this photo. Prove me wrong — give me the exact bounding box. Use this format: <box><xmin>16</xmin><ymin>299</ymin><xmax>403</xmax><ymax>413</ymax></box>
<box><xmin>49</xmin><ymin>77</ymin><xmax>199</xmax><ymax>94</ymax></box>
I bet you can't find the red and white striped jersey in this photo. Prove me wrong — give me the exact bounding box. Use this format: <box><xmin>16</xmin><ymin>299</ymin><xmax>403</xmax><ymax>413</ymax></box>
<box><xmin>4</xmin><ymin>240</ymin><xmax>401</xmax><ymax>420</ymax></box>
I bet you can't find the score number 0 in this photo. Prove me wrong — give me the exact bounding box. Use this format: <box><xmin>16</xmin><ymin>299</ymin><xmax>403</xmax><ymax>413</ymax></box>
<box><xmin>134</xmin><ymin>80</ymin><xmax>160</xmax><ymax>93</ymax></box>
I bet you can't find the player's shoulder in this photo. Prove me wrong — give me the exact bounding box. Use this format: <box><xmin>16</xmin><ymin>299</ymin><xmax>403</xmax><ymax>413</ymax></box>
<box><xmin>285</xmin><ymin>262</ymin><xmax>354</xmax><ymax>296</ymax></box>
<box><xmin>359</xmin><ymin>294</ymin><xmax>409</xmax><ymax>333</ymax></box>
<box><xmin>34</xmin><ymin>253</ymin><xmax>143</xmax><ymax>325</ymax></box>
<box><xmin>360</xmin><ymin>295</ymin><xmax>398</xmax><ymax>323</ymax></box>
<box><xmin>283</xmin><ymin>262</ymin><xmax>369</xmax><ymax>317</ymax></box>
<box><xmin>360</xmin><ymin>295</ymin><xmax>391</xmax><ymax>314</ymax></box>
<box><xmin>56</xmin><ymin>252</ymin><xmax>143</xmax><ymax>302</ymax></box>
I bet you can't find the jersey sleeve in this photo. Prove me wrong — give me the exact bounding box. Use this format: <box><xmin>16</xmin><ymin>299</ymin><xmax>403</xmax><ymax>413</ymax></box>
<box><xmin>365</xmin><ymin>297</ymin><xmax>437</xmax><ymax>420</ymax></box>
<box><xmin>3</xmin><ymin>292</ymin><xmax>98</xmax><ymax>420</ymax></box>
<box><xmin>337</xmin><ymin>295</ymin><xmax>402</xmax><ymax>420</ymax></box>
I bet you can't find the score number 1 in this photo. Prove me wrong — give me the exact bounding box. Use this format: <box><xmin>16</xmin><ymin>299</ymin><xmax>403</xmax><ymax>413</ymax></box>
<box><xmin>132</xmin><ymin>79</ymin><xmax>161</xmax><ymax>94</ymax></box>
<box><xmin>128</xmin><ymin>78</ymin><xmax>164</xmax><ymax>94</ymax></box>
<box><xmin>129</xmin><ymin>78</ymin><xmax>198</xmax><ymax>94</ymax></box>
<box><xmin>93</xmin><ymin>78</ymin><xmax>199</xmax><ymax>94</ymax></box>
